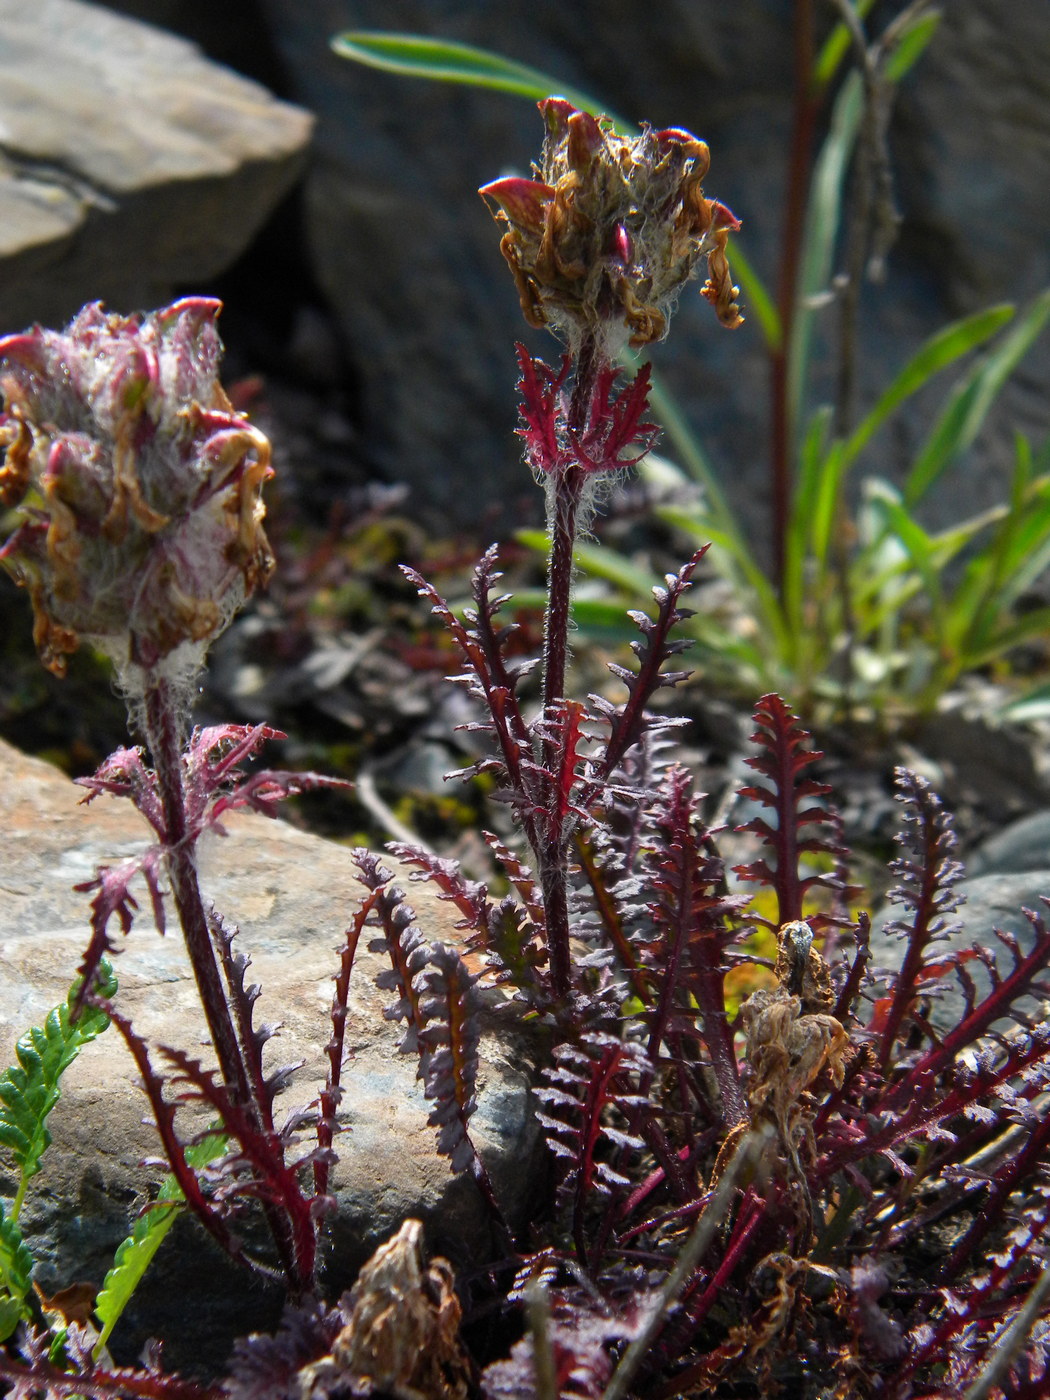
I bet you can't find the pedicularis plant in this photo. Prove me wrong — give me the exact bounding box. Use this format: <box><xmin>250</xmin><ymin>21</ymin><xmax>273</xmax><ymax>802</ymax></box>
<box><xmin>1</xmin><ymin>98</ymin><xmax>1049</xmax><ymax>1400</ymax></box>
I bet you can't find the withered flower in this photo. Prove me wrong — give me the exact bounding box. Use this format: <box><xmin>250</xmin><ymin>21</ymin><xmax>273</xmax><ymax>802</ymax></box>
<box><xmin>0</xmin><ymin>298</ymin><xmax>273</xmax><ymax>684</ymax></box>
<box><xmin>481</xmin><ymin>97</ymin><xmax>743</xmax><ymax>352</ymax></box>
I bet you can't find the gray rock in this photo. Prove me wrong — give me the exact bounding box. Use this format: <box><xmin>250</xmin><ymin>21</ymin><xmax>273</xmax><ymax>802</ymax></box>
<box><xmin>0</xmin><ymin>738</ymin><xmax>539</xmax><ymax>1372</ymax></box>
<box><xmin>969</xmin><ymin>810</ymin><xmax>1050</xmax><ymax>878</ymax></box>
<box><xmin>872</xmin><ymin>871</ymin><xmax>1050</xmax><ymax>1033</ymax></box>
<box><xmin>0</xmin><ymin>0</ymin><xmax>314</xmax><ymax>330</ymax></box>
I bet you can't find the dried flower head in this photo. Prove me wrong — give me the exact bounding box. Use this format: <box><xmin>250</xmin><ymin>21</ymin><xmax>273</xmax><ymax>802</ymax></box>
<box><xmin>480</xmin><ymin>97</ymin><xmax>743</xmax><ymax>354</ymax></box>
<box><xmin>0</xmin><ymin>298</ymin><xmax>273</xmax><ymax>687</ymax></box>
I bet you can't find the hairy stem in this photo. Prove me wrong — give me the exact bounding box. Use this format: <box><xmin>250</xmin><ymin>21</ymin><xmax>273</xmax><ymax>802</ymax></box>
<box><xmin>538</xmin><ymin>333</ymin><xmax>602</xmax><ymax>1006</ymax></box>
<box><xmin>142</xmin><ymin>677</ymin><xmax>252</xmax><ymax>1110</ymax></box>
<box><xmin>141</xmin><ymin>674</ymin><xmax>309</xmax><ymax>1290</ymax></box>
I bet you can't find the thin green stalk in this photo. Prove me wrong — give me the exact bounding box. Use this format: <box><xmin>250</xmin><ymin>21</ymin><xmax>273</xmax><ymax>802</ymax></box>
<box><xmin>770</xmin><ymin>0</ymin><xmax>820</xmax><ymax>588</ymax></box>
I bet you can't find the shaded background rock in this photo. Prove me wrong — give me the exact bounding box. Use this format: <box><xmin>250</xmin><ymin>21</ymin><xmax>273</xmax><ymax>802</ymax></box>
<box><xmin>0</xmin><ymin>0</ymin><xmax>313</xmax><ymax>330</ymax></box>
<box><xmin>79</xmin><ymin>0</ymin><xmax>1050</xmax><ymax>549</ymax></box>
<box><xmin>0</xmin><ymin>739</ymin><xmax>540</xmax><ymax>1375</ymax></box>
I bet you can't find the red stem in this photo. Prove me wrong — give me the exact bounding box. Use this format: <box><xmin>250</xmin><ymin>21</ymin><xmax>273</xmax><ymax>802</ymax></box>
<box><xmin>143</xmin><ymin>679</ymin><xmax>253</xmax><ymax>1109</ymax></box>
<box><xmin>142</xmin><ymin>675</ymin><xmax>311</xmax><ymax>1291</ymax></box>
<box><xmin>538</xmin><ymin>333</ymin><xmax>602</xmax><ymax>1006</ymax></box>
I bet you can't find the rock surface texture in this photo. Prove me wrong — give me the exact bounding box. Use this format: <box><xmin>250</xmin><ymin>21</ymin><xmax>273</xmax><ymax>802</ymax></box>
<box><xmin>0</xmin><ymin>738</ymin><xmax>537</xmax><ymax>1373</ymax></box>
<box><xmin>0</xmin><ymin>0</ymin><xmax>313</xmax><ymax>330</ymax></box>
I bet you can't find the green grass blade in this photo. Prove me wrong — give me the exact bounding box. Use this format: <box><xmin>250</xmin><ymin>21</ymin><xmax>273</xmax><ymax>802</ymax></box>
<box><xmin>946</xmin><ymin>442</ymin><xmax>1034</xmax><ymax>653</ymax></box>
<box><xmin>93</xmin><ymin>1133</ymin><xmax>227</xmax><ymax>1356</ymax></box>
<box><xmin>0</xmin><ymin>963</ymin><xmax>116</xmax><ymax>1217</ymax></box>
<box><xmin>843</xmin><ymin>305</ymin><xmax>1014</xmax><ymax>466</ymax></box>
<box><xmin>331</xmin><ymin>31</ymin><xmax>632</xmax><ymax>130</ymax></box>
<box><xmin>784</xmin><ymin>406</ymin><xmax>833</xmax><ymax>635</ymax></box>
<box><xmin>787</xmin><ymin>71</ymin><xmax>863</xmax><ymax>445</ymax></box>
<box><xmin>905</xmin><ymin>287</ymin><xmax>1050</xmax><ymax>507</ymax></box>
<box><xmin>866</xmin><ymin>483</ymin><xmax>945</xmax><ymax>625</ymax></box>
<box><xmin>813</xmin><ymin>0</ymin><xmax>877</xmax><ymax>90</ymax></box>
<box><xmin>730</xmin><ymin>241</ymin><xmax>780</xmax><ymax>351</ymax></box>
<box><xmin>884</xmin><ymin>11</ymin><xmax>942</xmax><ymax>83</ymax></box>
<box><xmin>958</xmin><ymin>606</ymin><xmax>1050</xmax><ymax>672</ymax></box>
<box><xmin>810</xmin><ymin>305</ymin><xmax>1015</xmax><ymax>589</ymax></box>
<box><xmin>643</xmin><ymin>371</ymin><xmax>732</xmax><ymax>528</ymax></box>
<box><xmin>516</xmin><ymin>529</ymin><xmax>662</xmax><ymax>597</ymax></box>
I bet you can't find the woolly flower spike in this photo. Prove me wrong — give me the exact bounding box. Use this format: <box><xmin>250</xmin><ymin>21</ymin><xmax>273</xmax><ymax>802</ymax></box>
<box><xmin>480</xmin><ymin>96</ymin><xmax>743</xmax><ymax>353</ymax></box>
<box><xmin>0</xmin><ymin>298</ymin><xmax>273</xmax><ymax>682</ymax></box>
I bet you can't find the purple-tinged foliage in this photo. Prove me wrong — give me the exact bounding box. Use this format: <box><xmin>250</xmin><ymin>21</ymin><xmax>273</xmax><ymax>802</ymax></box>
<box><xmin>0</xmin><ymin>1326</ymin><xmax>221</xmax><ymax>1400</ymax></box>
<box><xmin>583</xmin><ymin>549</ymin><xmax>706</xmax><ymax>795</ymax></box>
<box><xmin>635</xmin><ymin>765</ymin><xmax>750</xmax><ymax>1130</ymax></box>
<box><xmin>873</xmin><ymin>766</ymin><xmax>968</xmax><ymax>1065</ymax></box>
<box><xmin>515</xmin><ymin>347</ymin><xmax>659</xmax><ymax>480</ymax></box>
<box><xmin>481</xmin><ymin>1287</ymin><xmax>654</xmax><ymax>1400</ymax></box>
<box><xmin>72</xmin><ymin>725</ymin><xmax>344</xmax><ymax>1010</ymax></box>
<box><xmin>734</xmin><ymin>693</ymin><xmax>850</xmax><ymax>928</ymax></box>
<box><xmin>6</xmin><ymin>93</ymin><xmax>1050</xmax><ymax>1399</ymax></box>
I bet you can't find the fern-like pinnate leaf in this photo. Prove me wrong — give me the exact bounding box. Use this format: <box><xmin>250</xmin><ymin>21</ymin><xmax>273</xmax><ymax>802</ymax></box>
<box><xmin>872</xmin><ymin>767</ymin><xmax>967</xmax><ymax>1065</ymax></box>
<box><xmin>536</xmin><ymin>1034</ymin><xmax>648</xmax><ymax>1257</ymax></box>
<box><xmin>585</xmin><ymin>547</ymin><xmax>708</xmax><ymax>797</ymax></box>
<box><xmin>638</xmin><ymin>765</ymin><xmax>751</xmax><ymax>1130</ymax></box>
<box><xmin>733</xmin><ymin>693</ymin><xmax>847</xmax><ymax>927</ymax></box>
<box><xmin>0</xmin><ymin>1206</ymin><xmax>33</xmax><ymax>1332</ymax></box>
<box><xmin>92</xmin><ymin>1133</ymin><xmax>227</xmax><ymax>1356</ymax></box>
<box><xmin>0</xmin><ymin>961</ymin><xmax>116</xmax><ymax>1213</ymax></box>
<box><xmin>415</xmin><ymin>942</ymin><xmax>483</xmax><ymax>1173</ymax></box>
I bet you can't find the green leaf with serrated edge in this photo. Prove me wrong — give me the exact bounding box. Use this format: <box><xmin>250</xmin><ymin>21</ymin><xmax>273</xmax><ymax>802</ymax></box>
<box><xmin>0</xmin><ymin>1205</ymin><xmax>33</xmax><ymax>1310</ymax></box>
<box><xmin>905</xmin><ymin>288</ymin><xmax>1050</xmax><ymax>506</ymax></box>
<box><xmin>0</xmin><ymin>1292</ymin><xmax>23</xmax><ymax>1343</ymax></box>
<box><xmin>93</xmin><ymin>1132</ymin><xmax>227</xmax><ymax>1357</ymax></box>
<box><xmin>0</xmin><ymin>961</ymin><xmax>116</xmax><ymax>1218</ymax></box>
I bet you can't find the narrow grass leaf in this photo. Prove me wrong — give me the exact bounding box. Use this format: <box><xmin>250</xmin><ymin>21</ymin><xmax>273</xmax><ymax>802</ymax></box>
<box><xmin>730</xmin><ymin>241</ymin><xmax>780</xmax><ymax>351</ymax></box>
<box><xmin>787</xmin><ymin>72</ymin><xmax>863</xmax><ymax>444</ymax></box>
<box><xmin>884</xmin><ymin>11</ymin><xmax>943</xmax><ymax>83</ymax></box>
<box><xmin>867</xmin><ymin>485</ymin><xmax>944</xmax><ymax>627</ymax></box>
<box><xmin>813</xmin><ymin>0</ymin><xmax>877</xmax><ymax>90</ymax></box>
<box><xmin>784</xmin><ymin>406</ymin><xmax>833</xmax><ymax>636</ymax></box>
<box><xmin>905</xmin><ymin>287</ymin><xmax>1050</xmax><ymax>506</ymax></box>
<box><xmin>845</xmin><ymin>305</ymin><xmax>1014</xmax><ymax>466</ymax></box>
<box><xmin>331</xmin><ymin>31</ymin><xmax>630</xmax><ymax>129</ymax></box>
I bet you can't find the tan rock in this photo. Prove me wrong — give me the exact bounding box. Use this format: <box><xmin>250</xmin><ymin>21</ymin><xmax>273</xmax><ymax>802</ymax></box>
<box><xmin>0</xmin><ymin>737</ymin><xmax>538</xmax><ymax>1371</ymax></box>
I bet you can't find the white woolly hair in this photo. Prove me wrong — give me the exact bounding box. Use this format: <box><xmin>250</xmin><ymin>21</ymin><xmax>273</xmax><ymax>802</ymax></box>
<box><xmin>96</xmin><ymin>577</ymin><xmax>247</xmax><ymax>745</ymax></box>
